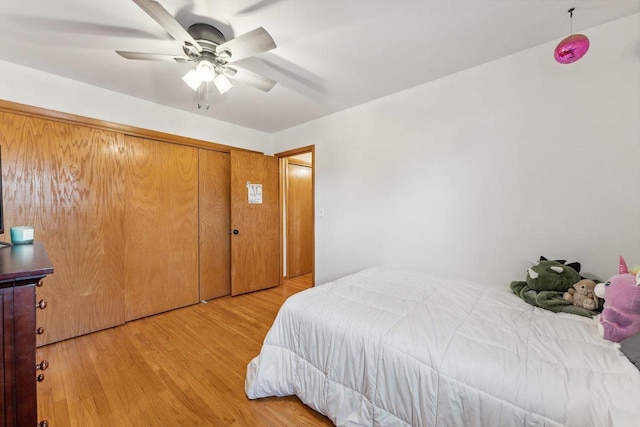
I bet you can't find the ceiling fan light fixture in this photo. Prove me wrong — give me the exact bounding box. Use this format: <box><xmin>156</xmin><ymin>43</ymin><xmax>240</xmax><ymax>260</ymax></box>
<box><xmin>214</xmin><ymin>73</ymin><xmax>233</xmax><ymax>94</ymax></box>
<box><xmin>196</xmin><ymin>59</ymin><xmax>216</xmax><ymax>82</ymax></box>
<box><xmin>182</xmin><ymin>69</ymin><xmax>202</xmax><ymax>91</ymax></box>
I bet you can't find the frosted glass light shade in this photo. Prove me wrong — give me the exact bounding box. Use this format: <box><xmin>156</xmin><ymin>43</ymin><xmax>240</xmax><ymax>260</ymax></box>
<box><xmin>182</xmin><ymin>69</ymin><xmax>202</xmax><ymax>91</ymax></box>
<box><xmin>214</xmin><ymin>74</ymin><xmax>233</xmax><ymax>94</ymax></box>
<box><xmin>554</xmin><ymin>34</ymin><xmax>590</xmax><ymax>64</ymax></box>
<box><xmin>196</xmin><ymin>60</ymin><xmax>215</xmax><ymax>82</ymax></box>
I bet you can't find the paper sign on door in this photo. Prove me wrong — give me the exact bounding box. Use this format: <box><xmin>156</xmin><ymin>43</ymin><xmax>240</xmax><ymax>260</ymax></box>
<box><xmin>247</xmin><ymin>182</ymin><xmax>263</xmax><ymax>204</ymax></box>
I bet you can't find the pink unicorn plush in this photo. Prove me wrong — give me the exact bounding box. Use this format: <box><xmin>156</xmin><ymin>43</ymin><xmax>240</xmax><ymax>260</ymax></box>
<box><xmin>594</xmin><ymin>257</ymin><xmax>640</xmax><ymax>342</ymax></box>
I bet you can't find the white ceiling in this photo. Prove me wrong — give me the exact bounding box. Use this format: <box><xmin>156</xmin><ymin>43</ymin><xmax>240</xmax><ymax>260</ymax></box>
<box><xmin>1</xmin><ymin>1</ymin><xmax>639</xmax><ymax>133</ymax></box>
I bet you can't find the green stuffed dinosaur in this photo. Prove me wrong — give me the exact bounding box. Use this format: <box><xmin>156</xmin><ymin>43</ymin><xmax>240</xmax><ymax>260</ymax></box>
<box><xmin>510</xmin><ymin>257</ymin><xmax>599</xmax><ymax>317</ymax></box>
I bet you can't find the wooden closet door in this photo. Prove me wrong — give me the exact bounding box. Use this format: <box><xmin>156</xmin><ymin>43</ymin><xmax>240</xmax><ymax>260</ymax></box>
<box><xmin>198</xmin><ymin>149</ymin><xmax>230</xmax><ymax>300</ymax></box>
<box><xmin>0</xmin><ymin>112</ymin><xmax>126</xmax><ymax>345</ymax></box>
<box><xmin>230</xmin><ymin>150</ymin><xmax>279</xmax><ymax>295</ymax></box>
<box><xmin>124</xmin><ymin>136</ymin><xmax>199</xmax><ymax>320</ymax></box>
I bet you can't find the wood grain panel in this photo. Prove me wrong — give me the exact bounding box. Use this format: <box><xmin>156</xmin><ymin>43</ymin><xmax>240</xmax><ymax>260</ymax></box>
<box><xmin>0</xmin><ymin>112</ymin><xmax>126</xmax><ymax>345</ymax></box>
<box><xmin>0</xmin><ymin>99</ymin><xmax>260</xmax><ymax>155</ymax></box>
<box><xmin>287</xmin><ymin>163</ymin><xmax>313</xmax><ymax>278</ymax></box>
<box><xmin>230</xmin><ymin>150</ymin><xmax>279</xmax><ymax>295</ymax></box>
<box><xmin>124</xmin><ymin>136</ymin><xmax>199</xmax><ymax>321</ymax></box>
<box><xmin>198</xmin><ymin>150</ymin><xmax>230</xmax><ymax>300</ymax></box>
<box><xmin>36</xmin><ymin>275</ymin><xmax>331</xmax><ymax>426</ymax></box>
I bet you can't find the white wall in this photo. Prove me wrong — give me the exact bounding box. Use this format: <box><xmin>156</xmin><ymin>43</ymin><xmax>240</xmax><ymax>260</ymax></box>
<box><xmin>0</xmin><ymin>60</ymin><xmax>272</xmax><ymax>151</ymax></box>
<box><xmin>274</xmin><ymin>14</ymin><xmax>640</xmax><ymax>286</ymax></box>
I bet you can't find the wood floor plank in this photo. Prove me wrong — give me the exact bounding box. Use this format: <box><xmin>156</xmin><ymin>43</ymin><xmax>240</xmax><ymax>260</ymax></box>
<box><xmin>37</xmin><ymin>274</ymin><xmax>333</xmax><ymax>426</ymax></box>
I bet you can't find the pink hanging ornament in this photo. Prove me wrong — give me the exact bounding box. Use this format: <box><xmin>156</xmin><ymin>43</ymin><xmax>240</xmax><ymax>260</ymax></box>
<box><xmin>554</xmin><ymin>34</ymin><xmax>590</xmax><ymax>64</ymax></box>
<box><xmin>554</xmin><ymin>8</ymin><xmax>590</xmax><ymax>64</ymax></box>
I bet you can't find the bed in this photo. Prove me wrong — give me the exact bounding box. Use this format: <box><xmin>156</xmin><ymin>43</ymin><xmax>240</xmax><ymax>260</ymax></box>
<box><xmin>245</xmin><ymin>268</ymin><xmax>640</xmax><ymax>426</ymax></box>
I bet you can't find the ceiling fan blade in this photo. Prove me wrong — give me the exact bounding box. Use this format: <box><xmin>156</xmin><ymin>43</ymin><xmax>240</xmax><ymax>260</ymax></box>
<box><xmin>216</xmin><ymin>27</ymin><xmax>276</xmax><ymax>62</ymax></box>
<box><xmin>116</xmin><ymin>51</ymin><xmax>190</xmax><ymax>63</ymax></box>
<box><xmin>232</xmin><ymin>0</ymin><xmax>288</xmax><ymax>17</ymax></box>
<box><xmin>132</xmin><ymin>0</ymin><xmax>202</xmax><ymax>52</ymax></box>
<box><xmin>225</xmin><ymin>66</ymin><xmax>276</xmax><ymax>92</ymax></box>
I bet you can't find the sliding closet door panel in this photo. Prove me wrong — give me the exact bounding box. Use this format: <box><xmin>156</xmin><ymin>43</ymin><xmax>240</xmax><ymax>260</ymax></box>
<box><xmin>0</xmin><ymin>112</ymin><xmax>126</xmax><ymax>345</ymax></box>
<box><xmin>287</xmin><ymin>163</ymin><xmax>313</xmax><ymax>278</ymax></box>
<box><xmin>124</xmin><ymin>136</ymin><xmax>199</xmax><ymax>321</ymax></box>
<box><xmin>199</xmin><ymin>149</ymin><xmax>230</xmax><ymax>300</ymax></box>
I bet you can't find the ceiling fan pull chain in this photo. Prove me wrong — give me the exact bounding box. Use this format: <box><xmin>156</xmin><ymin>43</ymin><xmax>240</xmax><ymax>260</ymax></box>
<box><xmin>206</xmin><ymin>82</ymin><xmax>210</xmax><ymax>110</ymax></box>
<box><xmin>197</xmin><ymin>83</ymin><xmax>202</xmax><ymax>109</ymax></box>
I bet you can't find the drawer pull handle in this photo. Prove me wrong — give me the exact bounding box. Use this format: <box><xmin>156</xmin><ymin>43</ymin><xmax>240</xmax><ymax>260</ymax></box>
<box><xmin>36</xmin><ymin>327</ymin><xmax>45</xmax><ymax>335</ymax></box>
<box><xmin>37</xmin><ymin>360</ymin><xmax>49</xmax><ymax>371</ymax></box>
<box><xmin>36</xmin><ymin>300</ymin><xmax>47</xmax><ymax>310</ymax></box>
<box><xmin>36</xmin><ymin>373</ymin><xmax>45</xmax><ymax>382</ymax></box>
<box><xmin>37</xmin><ymin>279</ymin><xmax>44</xmax><ymax>287</ymax></box>
<box><xmin>39</xmin><ymin>421</ymin><xmax>49</xmax><ymax>427</ymax></box>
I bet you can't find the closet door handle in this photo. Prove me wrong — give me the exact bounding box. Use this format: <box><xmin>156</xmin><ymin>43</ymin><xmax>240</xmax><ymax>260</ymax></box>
<box><xmin>232</xmin><ymin>229</ymin><xmax>239</xmax><ymax>235</ymax></box>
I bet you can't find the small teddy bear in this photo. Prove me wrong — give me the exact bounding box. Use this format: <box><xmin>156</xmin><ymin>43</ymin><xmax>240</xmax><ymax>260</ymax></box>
<box><xmin>563</xmin><ymin>279</ymin><xmax>599</xmax><ymax>310</ymax></box>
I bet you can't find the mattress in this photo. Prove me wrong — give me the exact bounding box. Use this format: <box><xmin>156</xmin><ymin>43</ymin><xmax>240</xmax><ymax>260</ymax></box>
<box><xmin>245</xmin><ymin>268</ymin><xmax>640</xmax><ymax>426</ymax></box>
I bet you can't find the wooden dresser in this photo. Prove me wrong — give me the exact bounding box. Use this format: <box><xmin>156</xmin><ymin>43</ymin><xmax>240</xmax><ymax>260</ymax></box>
<box><xmin>0</xmin><ymin>242</ymin><xmax>53</xmax><ymax>427</ymax></box>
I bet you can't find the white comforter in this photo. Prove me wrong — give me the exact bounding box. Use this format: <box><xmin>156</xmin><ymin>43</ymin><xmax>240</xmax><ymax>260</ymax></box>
<box><xmin>245</xmin><ymin>268</ymin><xmax>640</xmax><ymax>426</ymax></box>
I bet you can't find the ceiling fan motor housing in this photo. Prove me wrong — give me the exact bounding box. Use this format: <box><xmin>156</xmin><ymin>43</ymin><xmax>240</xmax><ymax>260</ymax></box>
<box><xmin>184</xmin><ymin>24</ymin><xmax>226</xmax><ymax>57</ymax></box>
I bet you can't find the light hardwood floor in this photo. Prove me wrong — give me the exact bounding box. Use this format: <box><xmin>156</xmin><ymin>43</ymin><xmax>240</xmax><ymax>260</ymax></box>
<box><xmin>36</xmin><ymin>274</ymin><xmax>333</xmax><ymax>426</ymax></box>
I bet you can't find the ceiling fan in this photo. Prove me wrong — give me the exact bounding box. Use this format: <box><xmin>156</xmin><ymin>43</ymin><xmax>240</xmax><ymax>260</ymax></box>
<box><xmin>116</xmin><ymin>0</ymin><xmax>277</xmax><ymax>100</ymax></box>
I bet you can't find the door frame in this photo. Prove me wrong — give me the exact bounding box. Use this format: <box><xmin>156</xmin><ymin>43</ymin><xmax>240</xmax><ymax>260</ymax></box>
<box><xmin>275</xmin><ymin>145</ymin><xmax>315</xmax><ymax>286</ymax></box>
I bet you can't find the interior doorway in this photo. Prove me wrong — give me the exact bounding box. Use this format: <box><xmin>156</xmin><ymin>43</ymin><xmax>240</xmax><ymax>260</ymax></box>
<box><xmin>275</xmin><ymin>146</ymin><xmax>314</xmax><ymax>285</ymax></box>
